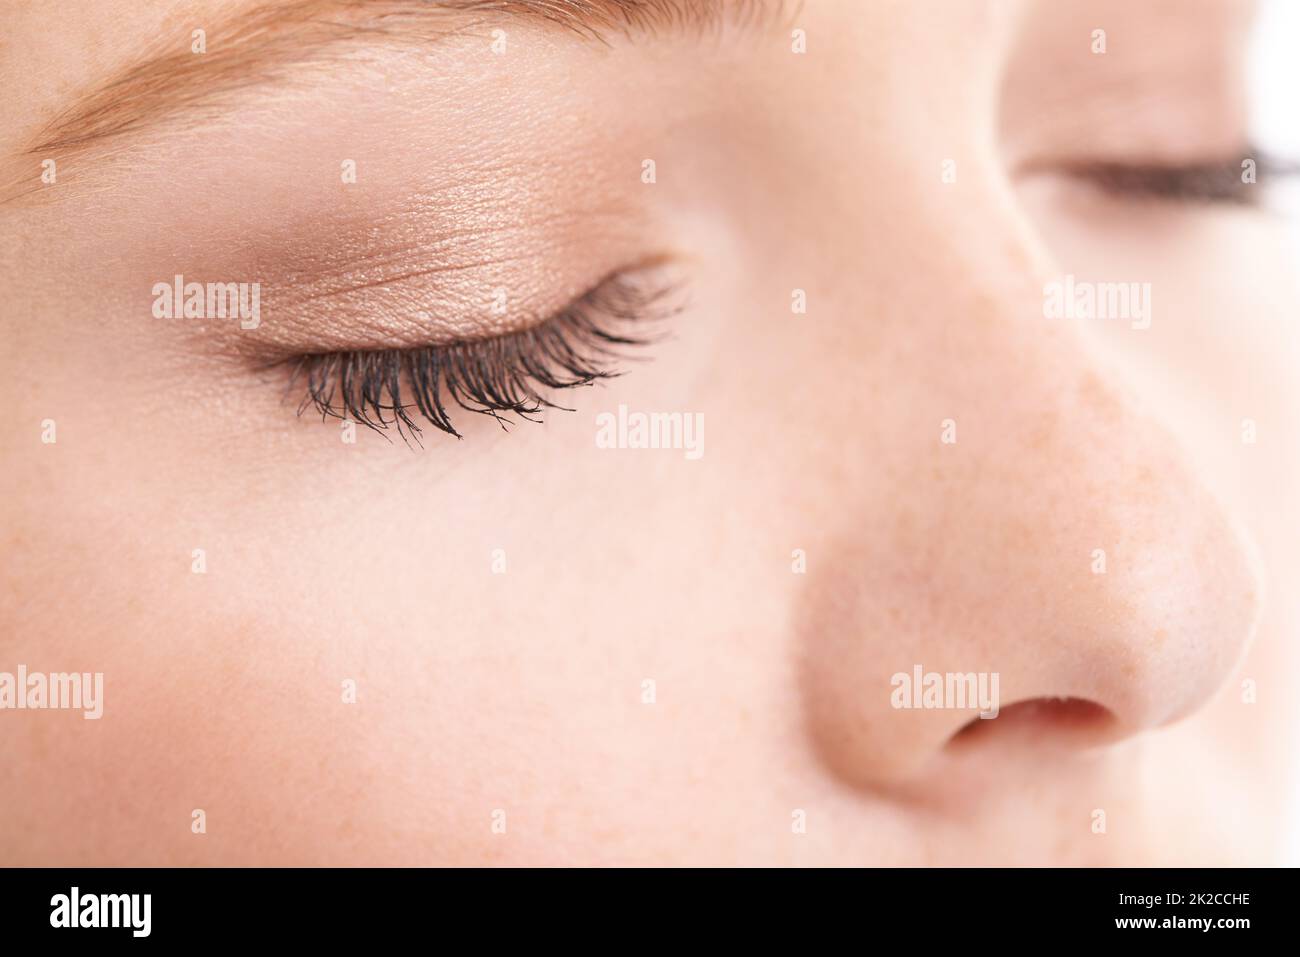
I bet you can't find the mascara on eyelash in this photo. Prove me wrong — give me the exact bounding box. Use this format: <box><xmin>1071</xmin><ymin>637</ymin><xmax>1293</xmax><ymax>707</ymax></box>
<box><xmin>283</xmin><ymin>274</ymin><xmax>678</xmax><ymax>444</ymax></box>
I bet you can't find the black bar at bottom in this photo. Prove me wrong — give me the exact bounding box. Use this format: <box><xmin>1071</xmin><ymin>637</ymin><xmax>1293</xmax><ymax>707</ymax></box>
<box><xmin>0</xmin><ymin>866</ymin><xmax>1276</xmax><ymax>944</ymax></box>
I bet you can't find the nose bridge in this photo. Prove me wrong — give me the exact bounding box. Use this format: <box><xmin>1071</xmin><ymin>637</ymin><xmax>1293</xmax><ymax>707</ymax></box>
<box><xmin>794</xmin><ymin>188</ymin><xmax>1263</xmax><ymax>791</ymax></box>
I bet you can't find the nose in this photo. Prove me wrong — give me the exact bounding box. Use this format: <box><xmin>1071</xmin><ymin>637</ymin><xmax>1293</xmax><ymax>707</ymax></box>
<box><xmin>796</xmin><ymin>212</ymin><xmax>1263</xmax><ymax>791</ymax></box>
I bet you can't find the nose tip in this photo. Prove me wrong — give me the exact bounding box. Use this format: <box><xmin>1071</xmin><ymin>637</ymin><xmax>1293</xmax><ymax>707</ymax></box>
<box><xmin>1070</xmin><ymin>491</ymin><xmax>1264</xmax><ymax>735</ymax></box>
<box><xmin>796</xmin><ymin>367</ymin><xmax>1265</xmax><ymax>792</ymax></box>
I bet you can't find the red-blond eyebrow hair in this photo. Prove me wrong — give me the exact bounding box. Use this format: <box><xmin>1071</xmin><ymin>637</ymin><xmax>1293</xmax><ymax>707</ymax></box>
<box><xmin>20</xmin><ymin>0</ymin><xmax>776</xmax><ymax>159</ymax></box>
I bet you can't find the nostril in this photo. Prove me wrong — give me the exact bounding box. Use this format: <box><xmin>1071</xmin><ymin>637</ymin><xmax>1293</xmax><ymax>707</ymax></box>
<box><xmin>949</xmin><ymin>697</ymin><xmax>1118</xmax><ymax>750</ymax></box>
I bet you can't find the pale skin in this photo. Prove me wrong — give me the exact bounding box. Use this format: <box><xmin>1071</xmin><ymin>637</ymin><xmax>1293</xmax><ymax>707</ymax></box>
<box><xmin>0</xmin><ymin>0</ymin><xmax>1296</xmax><ymax>865</ymax></box>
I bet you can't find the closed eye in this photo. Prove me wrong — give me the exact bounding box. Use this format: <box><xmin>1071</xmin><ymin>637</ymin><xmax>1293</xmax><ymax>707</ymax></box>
<box><xmin>281</xmin><ymin>270</ymin><xmax>678</xmax><ymax>443</ymax></box>
<box><xmin>1058</xmin><ymin>150</ymin><xmax>1299</xmax><ymax>206</ymax></box>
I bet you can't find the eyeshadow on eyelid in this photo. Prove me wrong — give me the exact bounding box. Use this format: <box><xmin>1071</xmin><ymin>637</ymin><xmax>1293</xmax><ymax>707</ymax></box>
<box><xmin>134</xmin><ymin>196</ymin><xmax>659</xmax><ymax>358</ymax></box>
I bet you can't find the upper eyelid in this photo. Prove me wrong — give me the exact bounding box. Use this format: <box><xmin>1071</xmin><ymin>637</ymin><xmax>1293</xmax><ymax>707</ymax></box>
<box><xmin>225</xmin><ymin>240</ymin><xmax>664</xmax><ymax>360</ymax></box>
<box><xmin>275</xmin><ymin>265</ymin><xmax>672</xmax><ymax>363</ymax></box>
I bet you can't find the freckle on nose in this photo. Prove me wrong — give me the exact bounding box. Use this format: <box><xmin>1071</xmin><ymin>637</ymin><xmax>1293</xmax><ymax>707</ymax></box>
<box><xmin>1077</xmin><ymin>371</ymin><xmax>1124</xmax><ymax>423</ymax></box>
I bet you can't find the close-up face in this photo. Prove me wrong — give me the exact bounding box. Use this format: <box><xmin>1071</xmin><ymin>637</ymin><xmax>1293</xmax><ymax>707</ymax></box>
<box><xmin>1</xmin><ymin>0</ymin><xmax>1297</xmax><ymax>866</ymax></box>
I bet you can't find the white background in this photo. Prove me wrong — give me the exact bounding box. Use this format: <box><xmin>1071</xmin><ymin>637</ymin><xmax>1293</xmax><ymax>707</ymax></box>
<box><xmin>1249</xmin><ymin>0</ymin><xmax>1300</xmax><ymax>866</ymax></box>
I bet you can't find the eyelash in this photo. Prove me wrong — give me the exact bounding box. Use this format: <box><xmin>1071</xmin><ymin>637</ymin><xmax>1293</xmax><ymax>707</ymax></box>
<box><xmin>283</xmin><ymin>274</ymin><xmax>673</xmax><ymax>442</ymax></box>
<box><xmin>1069</xmin><ymin>151</ymin><xmax>1298</xmax><ymax>205</ymax></box>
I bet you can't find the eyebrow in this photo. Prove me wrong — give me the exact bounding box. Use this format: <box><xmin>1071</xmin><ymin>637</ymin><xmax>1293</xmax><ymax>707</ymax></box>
<box><xmin>15</xmin><ymin>0</ymin><xmax>777</xmax><ymax>179</ymax></box>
